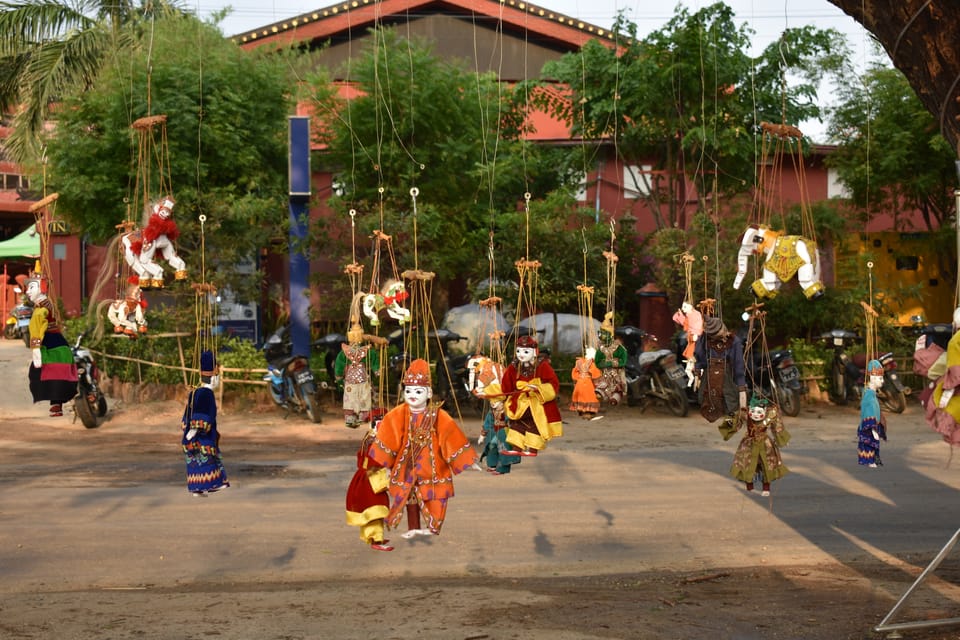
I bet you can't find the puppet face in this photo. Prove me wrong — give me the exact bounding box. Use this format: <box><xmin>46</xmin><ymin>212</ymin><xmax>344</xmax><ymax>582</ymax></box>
<box><xmin>681</xmin><ymin>302</ymin><xmax>693</xmax><ymax>314</ymax></box>
<box><xmin>585</xmin><ymin>347</ymin><xmax>596</xmax><ymax>361</ymax></box>
<box><xmin>24</xmin><ymin>279</ymin><xmax>42</xmax><ymax>304</ymax></box>
<box><xmin>749</xmin><ymin>404</ymin><xmax>767</xmax><ymax>421</ymax></box>
<box><xmin>868</xmin><ymin>373</ymin><xmax>884</xmax><ymax>391</ymax></box>
<box><xmin>403</xmin><ymin>384</ymin><xmax>432</xmax><ymax>412</ymax></box>
<box><xmin>516</xmin><ymin>347</ymin><xmax>537</xmax><ymax>364</ymax></box>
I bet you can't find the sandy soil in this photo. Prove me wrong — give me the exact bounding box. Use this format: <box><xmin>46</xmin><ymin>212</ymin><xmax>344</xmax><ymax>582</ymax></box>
<box><xmin>2</xmin><ymin>338</ymin><xmax>960</xmax><ymax>639</ymax></box>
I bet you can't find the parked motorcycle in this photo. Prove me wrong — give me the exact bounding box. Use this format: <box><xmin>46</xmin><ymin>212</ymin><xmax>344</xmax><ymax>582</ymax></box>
<box><xmin>819</xmin><ymin>329</ymin><xmax>907</xmax><ymax>413</ymax></box>
<box><xmin>262</xmin><ymin>326</ymin><xmax>321</xmax><ymax>423</ymax></box>
<box><xmin>312</xmin><ymin>332</ymin><xmax>347</xmax><ymax>396</ymax></box>
<box><xmin>5</xmin><ymin>289</ymin><xmax>33</xmax><ymax>347</ymax></box>
<box><xmin>72</xmin><ymin>332</ymin><xmax>107</xmax><ymax>429</ymax></box>
<box><xmin>616</xmin><ymin>325</ymin><xmax>689</xmax><ymax>417</ymax></box>
<box><xmin>743</xmin><ymin>347</ymin><xmax>804</xmax><ymax>417</ymax></box>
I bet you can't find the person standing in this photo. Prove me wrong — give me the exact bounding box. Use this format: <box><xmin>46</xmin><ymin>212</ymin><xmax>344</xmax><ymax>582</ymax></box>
<box><xmin>368</xmin><ymin>359</ymin><xmax>478</xmax><ymax>539</ymax></box>
<box><xmin>23</xmin><ymin>274</ymin><xmax>77</xmax><ymax>417</ymax></box>
<box><xmin>181</xmin><ymin>351</ymin><xmax>229</xmax><ymax>496</ymax></box>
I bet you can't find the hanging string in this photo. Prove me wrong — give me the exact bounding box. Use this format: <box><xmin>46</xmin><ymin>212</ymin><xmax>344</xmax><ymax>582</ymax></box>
<box><xmin>862</xmin><ymin>261</ymin><xmax>878</xmax><ymax>363</ymax></box>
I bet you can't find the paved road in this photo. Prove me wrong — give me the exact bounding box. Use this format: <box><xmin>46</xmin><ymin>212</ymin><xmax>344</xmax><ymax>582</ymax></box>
<box><xmin>1</xmin><ymin>336</ymin><xmax>958</xmax><ymax>599</ymax></box>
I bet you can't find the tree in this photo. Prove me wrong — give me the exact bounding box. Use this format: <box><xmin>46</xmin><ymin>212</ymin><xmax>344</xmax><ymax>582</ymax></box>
<box><xmin>0</xmin><ymin>0</ymin><xmax>185</xmax><ymax>164</ymax></box>
<box><xmin>38</xmin><ymin>13</ymin><xmax>302</xmax><ymax>301</ymax></box>
<box><xmin>830</xmin><ymin>1</ymin><xmax>960</xmax><ymax>154</ymax></box>
<box><xmin>535</xmin><ymin>3</ymin><xmax>848</xmax><ymax>232</ymax></box>
<box><xmin>308</xmin><ymin>27</ymin><xmax>601</xmax><ymax>315</ymax></box>
<box><xmin>826</xmin><ymin>64</ymin><xmax>956</xmax><ymax>231</ymax></box>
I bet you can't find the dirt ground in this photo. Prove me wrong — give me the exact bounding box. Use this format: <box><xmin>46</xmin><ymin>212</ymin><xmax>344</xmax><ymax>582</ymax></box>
<box><xmin>3</xmin><ymin>342</ymin><xmax>960</xmax><ymax>639</ymax></box>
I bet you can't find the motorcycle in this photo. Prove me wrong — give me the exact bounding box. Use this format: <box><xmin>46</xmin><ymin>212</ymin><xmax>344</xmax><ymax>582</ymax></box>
<box><xmin>5</xmin><ymin>290</ymin><xmax>33</xmax><ymax>347</ymax></box>
<box><xmin>819</xmin><ymin>329</ymin><xmax>907</xmax><ymax>413</ymax></box>
<box><xmin>72</xmin><ymin>332</ymin><xmax>107</xmax><ymax>429</ymax></box>
<box><xmin>743</xmin><ymin>346</ymin><xmax>804</xmax><ymax>417</ymax></box>
<box><xmin>616</xmin><ymin>325</ymin><xmax>689</xmax><ymax>417</ymax></box>
<box><xmin>262</xmin><ymin>326</ymin><xmax>321</xmax><ymax>423</ymax></box>
<box><xmin>312</xmin><ymin>332</ymin><xmax>348</xmax><ymax>397</ymax></box>
<box><xmin>737</xmin><ymin>317</ymin><xmax>804</xmax><ymax>418</ymax></box>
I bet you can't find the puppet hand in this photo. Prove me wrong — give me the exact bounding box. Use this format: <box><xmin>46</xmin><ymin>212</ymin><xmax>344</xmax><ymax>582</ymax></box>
<box><xmin>738</xmin><ymin>390</ymin><xmax>747</xmax><ymax>410</ymax></box>
<box><xmin>31</xmin><ymin>348</ymin><xmax>42</xmax><ymax>369</ymax></box>
<box><xmin>477</xmin><ymin>434</ymin><xmax>485</xmax><ymax>446</ymax></box>
<box><xmin>470</xmin><ymin>462</ymin><xmax>483</xmax><ymax>472</ymax></box>
<box><xmin>940</xmin><ymin>388</ymin><xmax>954</xmax><ymax>409</ymax></box>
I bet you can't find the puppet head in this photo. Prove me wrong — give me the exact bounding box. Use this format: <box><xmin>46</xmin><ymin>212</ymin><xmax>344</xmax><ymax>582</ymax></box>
<box><xmin>515</xmin><ymin>334</ymin><xmax>539</xmax><ymax>365</ymax></box>
<box><xmin>866</xmin><ymin>359</ymin><xmax>884</xmax><ymax>391</ymax></box>
<box><xmin>154</xmin><ymin>196</ymin><xmax>175</xmax><ymax>220</ymax></box>
<box><xmin>402</xmin><ymin>358</ymin><xmax>433</xmax><ymax>412</ymax></box>
<box><xmin>703</xmin><ymin>315</ymin><xmax>726</xmax><ymax>337</ymax></box>
<box><xmin>748</xmin><ymin>394</ymin><xmax>769</xmax><ymax>422</ymax></box>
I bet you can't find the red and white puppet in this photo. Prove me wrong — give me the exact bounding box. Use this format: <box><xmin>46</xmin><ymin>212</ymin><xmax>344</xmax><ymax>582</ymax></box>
<box><xmin>137</xmin><ymin>196</ymin><xmax>187</xmax><ymax>288</ymax></box>
<box><xmin>107</xmin><ymin>277</ymin><xmax>148</xmax><ymax>338</ymax></box>
<box><xmin>672</xmin><ymin>301</ymin><xmax>703</xmax><ymax>387</ymax></box>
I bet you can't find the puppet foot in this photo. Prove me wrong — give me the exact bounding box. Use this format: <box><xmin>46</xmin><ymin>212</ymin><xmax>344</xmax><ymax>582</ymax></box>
<box><xmin>191</xmin><ymin>491</ymin><xmax>208</xmax><ymax>498</ymax></box>
<box><xmin>868</xmin><ymin>463</ymin><xmax>877</xmax><ymax>468</ymax></box>
<box><xmin>590</xmin><ymin>415</ymin><xmax>605</xmax><ymax>421</ymax></box>
<box><xmin>401</xmin><ymin>528</ymin><xmax>437</xmax><ymax>539</ymax></box>
<box><xmin>49</xmin><ymin>404</ymin><xmax>63</xmax><ymax>417</ymax></box>
<box><xmin>371</xmin><ymin>541</ymin><xmax>394</xmax><ymax>552</ymax></box>
<box><xmin>745</xmin><ymin>482</ymin><xmax>754</xmax><ymax>492</ymax></box>
<box><xmin>515</xmin><ymin>448</ymin><xmax>538</xmax><ymax>457</ymax></box>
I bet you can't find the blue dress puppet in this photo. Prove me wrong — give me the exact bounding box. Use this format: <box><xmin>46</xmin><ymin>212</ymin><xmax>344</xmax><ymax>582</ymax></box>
<box><xmin>858</xmin><ymin>359</ymin><xmax>887</xmax><ymax>467</ymax></box>
<box><xmin>478</xmin><ymin>398</ymin><xmax>521</xmax><ymax>475</ymax></box>
<box><xmin>181</xmin><ymin>350</ymin><xmax>230</xmax><ymax>496</ymax></box>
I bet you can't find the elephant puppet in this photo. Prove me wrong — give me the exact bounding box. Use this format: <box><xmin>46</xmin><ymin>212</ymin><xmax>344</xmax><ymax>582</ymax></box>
<box><xmin>732</xmin><ymin>225</ymin><xmax>824</xmax><ymax>300</ymax></box>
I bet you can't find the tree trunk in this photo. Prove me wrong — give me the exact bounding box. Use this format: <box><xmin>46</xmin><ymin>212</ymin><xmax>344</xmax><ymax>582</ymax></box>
<box><xmin>831</xmin><ymin>1</ymin><xmax>960</xmax><ymax>155</ymax></box>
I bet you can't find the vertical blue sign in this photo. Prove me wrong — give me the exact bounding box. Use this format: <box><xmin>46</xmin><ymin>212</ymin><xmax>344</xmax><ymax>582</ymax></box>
<box><xmin>288</xmin><ymin>116</ymin><xmax>311</xmax><ymax>358</ymax></box>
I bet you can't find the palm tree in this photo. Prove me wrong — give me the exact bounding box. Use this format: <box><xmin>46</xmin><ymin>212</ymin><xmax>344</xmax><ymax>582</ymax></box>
<box><xmin>0</xmin><ymin>0</ymin><xmax>179</xmax><ymax>164</ymax></box>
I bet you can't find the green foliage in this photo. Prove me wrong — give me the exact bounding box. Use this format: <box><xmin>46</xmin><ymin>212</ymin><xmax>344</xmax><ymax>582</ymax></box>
<box><xmin>826</xmin><ymin>64</ymin><xmax>956</xmax><ymax>232</ymax></box>
<box><xmin>537</xmin><ymin>4</ymin><xmax>847</xmax><ymax>230</ymax></box>
<box><xmin>37</xmin><ymin>13</ymin><xmax>300</xmax><ymax>302</ymax></box>
<box><xmin>307</xmin><ymin>26</ymin><xmax>593</xmax><ymax>317</ymax></box>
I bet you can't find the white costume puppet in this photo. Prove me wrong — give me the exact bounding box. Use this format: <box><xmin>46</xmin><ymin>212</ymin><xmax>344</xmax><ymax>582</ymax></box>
<box><xmin>732</xmin><ymin>225</ymin><xmax>824</xmax><ymax>300</ymax></box>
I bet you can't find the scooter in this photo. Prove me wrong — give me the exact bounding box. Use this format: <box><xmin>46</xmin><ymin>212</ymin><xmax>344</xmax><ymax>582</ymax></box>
<box><xmin>819</xmin><ymin>329</ymin><xmax>907</xmax><ymax>413</ymax></box>
<box><xmin>262</xmin><ymin>326</ymin><xmax>321</xmax><ymax>423</ymax></box>
<box><xmin>5</xmin><ymin>290</ymin><xmax>33</xmax><ymax>347</ymax></box>
<box><xmin>743</xmin><ymin>347</ymin><xmax>804</xmax><ymax>417</ymax></box>
<box><xmin>312</xmin><ymin>332</ymin><xmax>347</xmax><ymax>396</ymax></box>
<box><xmin>616</xmin><ymin>325</ymin><xmax>689</xmax><ymax>417</ymax></box>
<box><xmin>72</xmin><ymin>332</ymin><xmax>107</xmax><ymax>429</ymax></box>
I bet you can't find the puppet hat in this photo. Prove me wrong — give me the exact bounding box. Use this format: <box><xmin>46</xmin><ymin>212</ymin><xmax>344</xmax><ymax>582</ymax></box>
<box><xmin>704</xmin><ymin>316</ymin><xmax>726</xmax><ymax>336</ymax></box>
<box><xmin>403</xmin><ymin>358</ymin><xmax>431</xmax><ymax>387</ymax></box>
<box><xmin>866</xmin><ymin>359</ymin><xmax>883</xmax><ymax>377</ymax></box>
<box><xmin>200</xmin><ymin>350</ymin><xmax>218</xmax><ymax>376</ymax></box>
<box><xmin>516</xmin><ymin>334</ymin><xmax>539</xmax><ymax>350</ymax></box>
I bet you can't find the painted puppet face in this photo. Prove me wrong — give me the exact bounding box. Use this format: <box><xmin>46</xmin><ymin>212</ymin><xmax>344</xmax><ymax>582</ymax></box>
<box><xmin>868</xmin><ymin>374</ymin><xmax>884</xmax><ymax>391</ymax></box>
<box><xmin>749</xmin><ymin>404</ymin><xmax>767</xmax><ymax>422</ymax></box>
<box><xmin>403</xmin><ymin>384</ymin><xmax>432</xmax><ymax>412</ymax></box>
<box><xmin>516</xmin><ymin>347</ymin><xmax>537</xmax><ymax>365</ymax></box>
<box><xmin>24</xmin><ymin>279</ymin><xmax>42</xmax><ymax>304</ymax></box>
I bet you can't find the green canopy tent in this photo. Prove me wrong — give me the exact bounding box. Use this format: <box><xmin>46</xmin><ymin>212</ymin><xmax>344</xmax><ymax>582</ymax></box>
<box><xmin>0</xmin><ymin>226</ymin><xmax>40</xmax><ymax>258</ymax></box>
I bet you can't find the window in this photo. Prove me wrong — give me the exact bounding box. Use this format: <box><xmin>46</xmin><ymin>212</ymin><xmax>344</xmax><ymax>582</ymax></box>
<box><xmin>623</xmin><ymin>164</ymin><xmax>653</xmax><ymax>199</ymax></box>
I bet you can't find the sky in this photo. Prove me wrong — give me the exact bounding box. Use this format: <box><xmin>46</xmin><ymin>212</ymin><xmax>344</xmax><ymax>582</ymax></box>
<box><xmin>192</xmin><ymin>0</ymin><xmax>890</xmax><ymax>140</ymax></box>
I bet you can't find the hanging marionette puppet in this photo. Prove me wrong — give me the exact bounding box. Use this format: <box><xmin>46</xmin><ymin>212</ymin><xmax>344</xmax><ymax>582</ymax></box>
<box><xmin>345</xmin><ymin>418</ymin><xmax>393</xmax><ymax>551</ymax></box>
<box><xmin>367</xmin><ymin>358</ymin><xmax>480</xmax><ymax>539</ymax></box>
<box><xmin>136</xmin><ymin>195</ymin><xmax>187</xmax><ymax>288</ymax></box>
<box><xmin>181</xmin><ymin>350</ymin><xmax>229</xmax><ymax>496</ymax></box>
<box><xmin>23</xmin><ymin>272</ymin><xmax>78</xmax><ymax>417</ymax></box>
<box><xmin>672</xmin><ymin>253</ymin><xmax>703</xmax><ymax>387</ymax></box>
<box><xmin>106</xmin><ymin>276</ymin><xmax>148</xmax><ymax>338</ymax></box>
<box><xmin>858</xmin><ymin>359</ymin><xmax>887</xmax><ymax>467</ymax></box>
<box><xmin>732</xmin><ymin>122</ymin><xmax>825</xmax><ymax>301</ymax></box>
<box><xmin>335</xmin><ymin>309</ymin><xmax>381</xmax><ymax>429</ymax></box>
<box><xmin>719</xmin><ymin>394</ymin><xmax>790</xmax><ymax>496</ymax></box>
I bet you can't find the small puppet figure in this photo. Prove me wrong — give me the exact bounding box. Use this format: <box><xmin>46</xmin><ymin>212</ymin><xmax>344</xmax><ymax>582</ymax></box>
<box><xmin>106</xmin><ymin>278</ymin><xmax>148</xmax><ymax>338</ymax></box>
<box><xmin>138</xmin><ymin>196</ymin><xmax>187</xmax><ymax>287</ymax></box>
<box><xmin>594</xmin><ymin>312</ymin><xmax>628</xmax><ymax>407</ymax></box>
<box><xmin>672</xmin><ymin>301</ymin><xmax>703</xmax><ymax>386</ymax></box>
<box><xmin>335</xmin><ymin>322</ymin><xmax>378</xmax><ymax>428</ymax></box>
<box><xmin>23</xmin><ymin>274</ymin><xmax>78</xmax><ymax>417</ymax></box>
<box><xmin>500</xmin><ymin>335</ymin><xmax>563</xmax><ymax>456</ymax></box>
<box><xmin>569</xmin><ymin>346</ymin><xmax>602</xmax><ymax>419</ymax></box>
<box><xmin>719</xmin><ymin>394</ymin><xmax>790</xmax><ymax>496</ymax></box>
<box><xmin>368</xmin><ymin>359</ymin><xmax>479</xmax><ymax>539</ymax></box>
<box><xmin>345</xmin><ymin>419</ymin><xmax>393</xmax><ymax>551</ymax></box>
<box><xmin>922</xmin><ymin>307</ymin><xmax>960</xmax><ymax>446</ymax></box>
<box><xmin>694</xmin><ymin>315</ymin><xmax>747</xmax><ymax>423</ymax></box>
<box><xmin>181</xmin><ymin>350</ymin><xmax>229</xmax><ymax>496</ymax></box>
<box><xmin>858</xmin><ymin>359</ymin><xmax>888</xmax><ymax>467</ymax></box>
<box><xmin>477</xmin><ymin>397</ymin><xmax>521</xmax><ymax>475</ymax></box>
